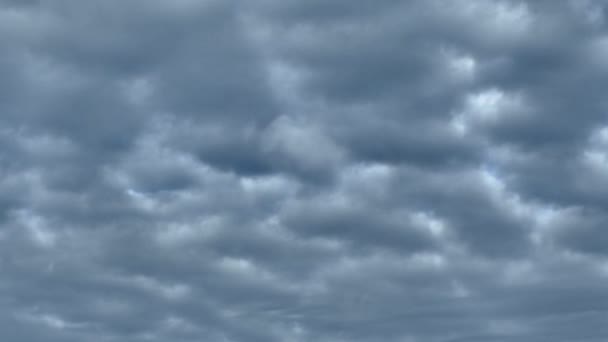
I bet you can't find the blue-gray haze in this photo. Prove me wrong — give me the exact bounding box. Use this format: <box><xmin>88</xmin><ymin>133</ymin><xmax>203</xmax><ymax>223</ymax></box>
<box><xmin>1</xmin><ymin>0</ymin><xmax>608</xmax><ymax>341</ymax></box>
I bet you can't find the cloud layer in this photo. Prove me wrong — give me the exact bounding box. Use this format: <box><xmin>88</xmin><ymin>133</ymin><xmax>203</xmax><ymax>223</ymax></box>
<box><xmin>1</xmin><ymin>0</ymin><xmax>608</xmax><ymax>341</ymax></box>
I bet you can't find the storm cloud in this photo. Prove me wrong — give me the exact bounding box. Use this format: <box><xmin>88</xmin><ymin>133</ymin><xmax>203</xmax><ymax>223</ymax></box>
<box><xmin>1</xmin><ymin>0</ymin><xmax>608</xmax><ymax>341</ymax></box>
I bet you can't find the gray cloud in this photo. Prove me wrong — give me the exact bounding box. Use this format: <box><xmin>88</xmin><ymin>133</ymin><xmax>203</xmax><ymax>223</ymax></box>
<box><xmin>1</xmin><ymin>0</ymin><xmax>608</xmax><ymax>341</ymax></box>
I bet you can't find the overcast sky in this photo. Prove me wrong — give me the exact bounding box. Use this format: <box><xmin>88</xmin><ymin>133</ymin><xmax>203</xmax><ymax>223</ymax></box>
<box><xmin>1</xmin><ymin>0</ymin><xmax>608</xmax><ymax>341</ymax></box>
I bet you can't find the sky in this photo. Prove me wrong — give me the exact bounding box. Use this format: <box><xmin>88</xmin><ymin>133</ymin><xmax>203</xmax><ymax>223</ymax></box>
<box><xmin>1</xmin><ymin>0</ymin><xmax>608</xmax><ymax>341</ymax></box>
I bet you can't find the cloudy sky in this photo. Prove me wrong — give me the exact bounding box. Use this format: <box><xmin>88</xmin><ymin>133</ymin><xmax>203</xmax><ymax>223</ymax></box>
<box><xmin>1</xmin><ymin>0</ymin><xmax>608</xmax><ymax>341</ymax></box>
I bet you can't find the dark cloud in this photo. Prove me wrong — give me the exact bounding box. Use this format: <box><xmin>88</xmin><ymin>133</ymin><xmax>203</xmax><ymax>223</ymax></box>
<box><xmin>1</xmin><ymin>0</ymin><xmax>608</xmax><ymax>341</ymax></box>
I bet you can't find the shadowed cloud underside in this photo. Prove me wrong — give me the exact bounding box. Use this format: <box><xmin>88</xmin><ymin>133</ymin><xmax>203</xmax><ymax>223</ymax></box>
<box><xmin>1</xmin><ymin>1</ymin><xmax>608</xmax><ymax>341</ymax></box>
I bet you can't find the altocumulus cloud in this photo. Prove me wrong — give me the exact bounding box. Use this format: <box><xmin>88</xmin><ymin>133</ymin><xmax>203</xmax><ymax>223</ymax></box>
<box><xmin>1</xmin><ymin>0</ymin><xmax>608</xmax><ymax>341</ymax></box>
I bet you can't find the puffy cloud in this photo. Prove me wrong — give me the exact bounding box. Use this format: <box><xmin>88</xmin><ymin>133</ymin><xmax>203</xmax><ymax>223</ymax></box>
<box><xmin>2</xmin><ymin>0</ymin><xmax>608</xmax><ymax>341</ymax></box>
